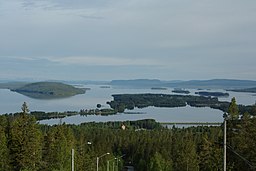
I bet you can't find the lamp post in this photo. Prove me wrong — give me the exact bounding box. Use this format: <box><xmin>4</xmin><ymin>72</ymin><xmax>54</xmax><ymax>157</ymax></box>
<box><xmin>97</xmin><ymin>152</ymin><xmax>110</xmax><ymax>171</ymax></box>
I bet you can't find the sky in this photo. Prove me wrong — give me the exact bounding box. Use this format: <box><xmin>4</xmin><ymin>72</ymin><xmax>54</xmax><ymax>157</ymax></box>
<box><xmin>0</xmin><ymin>0</ymin><xmax>256</xmax><ymax>81</ymax></box>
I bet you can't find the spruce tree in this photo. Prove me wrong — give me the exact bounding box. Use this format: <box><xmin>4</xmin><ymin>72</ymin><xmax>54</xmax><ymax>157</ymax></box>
<box><xmin>0</xmin><ymin>124</ymin><xmax>10</xmax><ymax>170</ymax></box>
<box><xmin>8</xmin><ymin>103</ymin><xmax>42</xmax><ymax>171</ymax></box>
<box><xmin>228</xmin><ymin>97</ymin><xmax>239</xmax><ymax>120</ymax></box>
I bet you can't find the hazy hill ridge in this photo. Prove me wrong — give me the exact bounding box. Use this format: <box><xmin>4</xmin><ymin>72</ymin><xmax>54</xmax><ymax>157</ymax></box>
<box><xmin>110</xmin><ymin>79</ymin><xmax>256</xmax><ymax>89</ymax></box>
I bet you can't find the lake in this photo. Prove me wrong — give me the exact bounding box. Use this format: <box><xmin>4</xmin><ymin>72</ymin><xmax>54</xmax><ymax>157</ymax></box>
<box><xmin>0</xmin><ymin>85</ymin><xmax>255</xmax><ymax>125</ymax></box>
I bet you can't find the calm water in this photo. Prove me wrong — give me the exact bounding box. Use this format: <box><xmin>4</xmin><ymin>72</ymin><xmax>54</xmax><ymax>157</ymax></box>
<box><xmin>39</xmin><ymin>106</ymin><xmax>223</xmax><ymax>125</ymax></box>
<box><xmin>0</xmin><ymin>85</ymin><xmax>255</xmax><ymax>125</ymax></box>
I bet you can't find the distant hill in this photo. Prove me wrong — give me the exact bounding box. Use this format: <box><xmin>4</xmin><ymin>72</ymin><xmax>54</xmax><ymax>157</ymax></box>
<box><xmin>110</xmin><ymin>79</ymin><xmax>162</xmax><ymax>88</ymax></box>
<box><xmin>167</xmin><ymin>79</ymin><xmax>256</xmax><ymax>89</ymax></box>
<box><xmin>0</xmin><ymin>82</ymin><xmax>29</xmax><ymax>90</ymax></box>
<box><xmin>110</xmin><ymin>79</ymin><xmax>182</xmax><ymax>88</ymax></box>
<box><xmin>12</xmin><ymin>82</ymin><xmax>85</xmax><ymax>99</ymax></box>
<box><xmin>110</xmin><ymin>79</ymin><xmax>256</xmax><ymax>89</ymax></box>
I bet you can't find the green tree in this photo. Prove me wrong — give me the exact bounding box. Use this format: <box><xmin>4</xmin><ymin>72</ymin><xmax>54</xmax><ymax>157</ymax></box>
<box><xmin>232</xmin><ymin>113</ymin><xmax>256</xmax><ymax>170</ymax></box>
<box><xmin>228</xmin><ymin>97</ymin><xmax>239</xmax><ymax>120</ymax></box>
<box><xmin>43</xmin><ymin>124</ymin><xmax>74</xmax><ymax>171</ymax></box>
<box><xmin>0</xmin><ymin>123</ymin><xmax>10</xmax><ymax>170</ymax></box>
<box><xmin>21</xmin><ymin>102</ymin><xmax>29</xmax><ymax>115</ymax></box>
<box><xmin>8</xmin><ymin>103</ymin><xmax>42</xmax><ymax>171</ymax></box>
<box><xmin>149</xmin><ymin>152</ymin><xmax>172</xmax><ymax>171</ymax></box>
<box><xmin>173</xmin><ymin>131</ymin><xmax>199</xmax><ymax>171</ymax></box>
<box><xmin>198</xmin><ymin>133</ymin><xmax>222</xmax><ymax>171</ymax></box>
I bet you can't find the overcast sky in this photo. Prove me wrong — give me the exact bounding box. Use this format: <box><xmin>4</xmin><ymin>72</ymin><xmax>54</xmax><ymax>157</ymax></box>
<box><xmin>0</xmin><ymin>0</ymin><xmax>256</xmax><ymax>81</ymax></box>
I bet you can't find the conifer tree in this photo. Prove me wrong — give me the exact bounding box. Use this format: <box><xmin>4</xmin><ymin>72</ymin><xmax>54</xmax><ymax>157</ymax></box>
<box><xmin>43</xmin><ymin>124</ymin><xmax>74</xmax><ymax>171</ymax></box>
<box><xmin>0</xmin><ymin>124</ymin><xmax>10</xmax><ymax>170</ymax></box>
<box><xmin>173</xmin><ymin>131</ymin><xmax>199</xmax><ymax>171</ymax></box>
<box><xmin>228</xmin><ymin>97</ymin><xmax>239</xmax><ymax>120</ymax></box>
<box><xmin>149</xmin><ymin>152</ymin><xmax>172</xmax><ymax>171</ymax></box>
<box><xmin>8</xmin><ymin>103</ymin><xmax>42</xmax><ymax>170</ymax></box>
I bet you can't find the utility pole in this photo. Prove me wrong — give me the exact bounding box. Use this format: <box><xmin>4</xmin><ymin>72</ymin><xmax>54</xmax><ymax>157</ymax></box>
<box><xmin>96</xmin><ymin>157</ymin><xmax>99</xmax><ymax>171</ymax></box>
<box><xmin>71</xmin><ymin>149</ymin><xmax>74</xmax><ymax>171</ymax></box>
<box><xmin>107</xmin><ymin>161</ymin><xmax>109</xmax><ymax>171</ymax></box>
<box><xmin>223</xmin><ymin>114</ymin><xmax>227</xmax><ymax>171</ymax></box>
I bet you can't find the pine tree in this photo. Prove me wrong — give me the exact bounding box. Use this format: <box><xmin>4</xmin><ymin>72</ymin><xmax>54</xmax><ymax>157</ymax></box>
<box><xmin>173</xmin><ymin>131</ymin><xmax>199</xmax><ymax>171</ymax></box>
<box><xmin>0</xmin><ymin>123</ymin><xmax>10</xmax><ymax>170</ymax></box>
<box><xmin>198</xmin><ymin>133</ymin><xmax>222</xmax><ymax>171</ymax></box>
<box><xmin>43</xmin><ymin>124</ymin><xmax>74</xmax><ymax>171</ymax></box>
<box><xmin>149</xmin><ymin>152</ymin><xmax>172</xmax><ymax>171</ymax></box>
<box><xmin>8</xmin><ymin>103</ymin><xmax>42</xmax><ymax>170</ymax></box>
<box><xmin>228</xmin><ymin>97</ymin><xmax>239</xmax><ymax>120</ymax></box>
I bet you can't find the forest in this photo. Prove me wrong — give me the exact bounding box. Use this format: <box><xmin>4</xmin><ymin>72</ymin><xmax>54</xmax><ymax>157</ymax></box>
<box><xmin>0</xmin><ymin>98</ymin><xmax>256</xmax><ymax>171</ymax></box>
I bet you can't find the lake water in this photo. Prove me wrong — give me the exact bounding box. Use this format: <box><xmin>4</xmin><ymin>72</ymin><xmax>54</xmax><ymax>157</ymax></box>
<box><xmin>0</xmin><ymin>85</ymin><xmax>255</xmax><ymax>125</ymax></box>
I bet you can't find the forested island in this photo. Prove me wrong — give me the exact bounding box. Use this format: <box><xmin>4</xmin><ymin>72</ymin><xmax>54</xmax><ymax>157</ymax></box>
<box><xmin>28</xmin><ymin>108</ymin><xmax>117</xmax><ymax>120</ymax></box>
<box><xmin>228</xmin><ymin>87</ymin><xmax>256</xmax><ymax>93</ymax></box>
<box><xmin>107</xmin><ymin>94</ymin><xmax>256</xmax><ymax>115</ymax></box>
<box><xmin>172</xmin><ymin>89</ymin><xmax>190</xmax><ymax>94</ymax></box>
<box><xmin>0</xmin><ymin>99</ymin><xmax>256</xmax><ymax>171</ymax></box>
<box><xmin>11</xmin><ymin>82</ymin><xmax>86</xmax><ymax>99</ymax></box>
<box><xmin>195</xmin><ymin>91</ymin><xmax>229</xmax><ymax>97</ymax></box>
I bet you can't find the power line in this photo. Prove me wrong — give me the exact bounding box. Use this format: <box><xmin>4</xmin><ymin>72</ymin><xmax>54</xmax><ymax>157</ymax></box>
<box><xmin>226</xmin><ymin>144</ymin><xmax>256</xmax><ymax>170</ymax></box>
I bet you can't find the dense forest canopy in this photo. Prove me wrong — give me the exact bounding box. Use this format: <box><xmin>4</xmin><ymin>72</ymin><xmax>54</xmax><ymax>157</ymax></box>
<box><xmin>0</xmin><ymin>100</ymin><xmax>256</xmax><ymax>170</ymax></box>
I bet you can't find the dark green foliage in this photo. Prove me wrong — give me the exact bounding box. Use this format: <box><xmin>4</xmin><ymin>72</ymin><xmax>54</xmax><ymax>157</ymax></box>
<box><xmin>8</xmin><ymin>112</ymin><xmax>42</xmax><ymax>170</ymax></box>
<box><xmin>1</xmin><ymin>116</ymin><xmax>256</xmax><ymax>171</ymax></box>
<box><xmin>195</xmin><ymin>91</ymin><xmax>229</xmax><ymax>97</ymax></box>
<box><xmin>0</xmin><ymin>117</ymin><xmax>10</xmax><ymax>170</ymax></box>
<box><xmin>107</xmin><ymin>94</ymin><xmax>255</xmax><ymax>116</ymax></box>
<box><xmin>228</xmin><ymin>97</ymin><xmax>239</xmax><ymax>120</ymax></box>
<box><xmin>42</xmin><ymin>124</ymin><xmax>74</xmax><ymax>171</ymax></box>
<box><xmin>30</xmin><ymin>111</ymin><xmax>78</xmax><ymax>120</ymax></box>
<box><xmin>107</xmin><ymin>94</ymin><xmax>226</xmax><ymax>111</ymax></box>
<box><xmin>149</xmin><ymin>152</ymin><xmax>173</xmax><ymax>171</ymax></box>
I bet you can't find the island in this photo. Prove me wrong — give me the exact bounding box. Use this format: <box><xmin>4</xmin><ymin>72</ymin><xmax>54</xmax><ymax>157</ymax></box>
<box><xmin>107</xmin><ymin>94</ymin><xmax>229</xmax><ymax>112</ymax></box>
<box><xmin>100</xmin><ymin>86</ymin><xmax>111</xmax><ymax>88</ymax></box>
<box><xmin>106</xmin><ymin>93</ymin><xmax>255</xmax><ymax>114</ymax></box>
<box><xmin>228</xmin><ymin>87</ymin><xmax>256</xmax><ymax>93</ymax></box>
<box><xmin>151</xmin><ymin>87</ymin><xmax>167</xmax><ymax>90</ymax></box>
<box><xmin>11</xmin><ymin>82</ymin><xmax>86</xmax><ymax>99</ymax></box>
<box><xmin>195</xmin><ymin>91</ymin><xmax>229</xmax><ymax>97</ymax></box>
<box><xmin>172</xmin><ymin>88</ymin><xmax>190</xmax><ymax>94</ymax></box>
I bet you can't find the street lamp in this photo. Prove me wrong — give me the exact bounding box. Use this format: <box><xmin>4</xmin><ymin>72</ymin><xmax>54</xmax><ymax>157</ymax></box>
<box><xmin>97</xmin><ymin>152</ymin><xmax>110</xmax><ymax>171</ymax></box>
